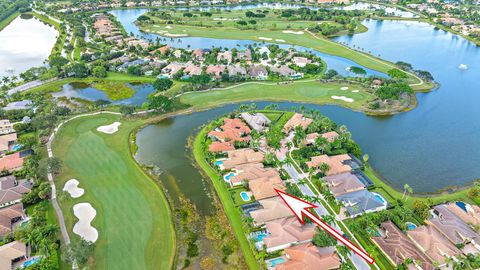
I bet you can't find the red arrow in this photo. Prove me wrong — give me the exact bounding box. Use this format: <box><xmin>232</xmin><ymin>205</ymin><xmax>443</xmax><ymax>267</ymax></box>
<box><xmin>275</xmin><ymin>189</ymin><xmax>375</xmax><ymax>265</ymax></box>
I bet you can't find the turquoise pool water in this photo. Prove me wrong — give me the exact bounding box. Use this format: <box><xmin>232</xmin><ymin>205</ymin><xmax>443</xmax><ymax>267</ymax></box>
<box><xmin>372</xmin><ymin>192</ymin><xmax>387</xmax><ymax>205</ymax></box>
<box><xmin>268</xmin><ymin>257</ymin><xmax>287</xmax><ymax>268</ymax></box>
<box><xmin>240</xmin><ymin>191</ymin><xmax>250</xmax><ymax>201</ymax></box>
<box><xmin>254</xmin><ymin>232</ymin><xmax>268</xmax><ymax>242</ymax></box>
<box><xmin>224</xmin><ymin>172</ymin><xmax>235</xmax><ymax>182</ymax></box>
<box><xmin>12</xmin><ymin>144</ymin><xmax>22</xmax><ymax>151</ymax></box>
<box><xmin>406</xmin><ymin>222</ymin><xmax>417</xmax><ymax>230</ymax></box>
<box><xmin>456</xmin><ymin>201</ymin><xmax>468</xmax><ymax>212</ymax></box>
<box><xmin>21</xmin><ymin>257</ymin><xmax>41</xmax><ymax>268</ymax></box>
<box><xmin>214</xmin><ymin>160</ymin><xmax>224</xmax><ymax>166</ymax></box>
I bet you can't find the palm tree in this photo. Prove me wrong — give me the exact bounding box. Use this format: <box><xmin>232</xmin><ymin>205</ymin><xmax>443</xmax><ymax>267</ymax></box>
<box><xmin>297</xmin><ymin>179</ymin><xmax>307</xmax><ymax>186</ymax></box>
<box><xmin>402</xmin><ymin>184</ymin><xmax>413</xmax><ymax>201</ymax></box>
<box><xmin>362</xmin><ymin>154</ymin><xmax>369</xmax><ymax>165</ymax></box>
<box><xmin>319</xmin><ymin>162</ymin><xmax>330</xmax><ymax>176</ymax></box>
<box><xmin>322</xmin><ymin>214</ymin><xmax>335</xmax><ymax>225</ymax></box>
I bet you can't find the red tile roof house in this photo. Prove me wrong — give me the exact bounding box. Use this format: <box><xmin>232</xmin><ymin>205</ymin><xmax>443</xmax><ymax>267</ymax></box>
<box><xmin>208</xmin><ymin>118</ymin><xmax>251</xmax><ymax>142</ymax></box>
<box><xmin>324</xmin><ymin>172</ymin><xmax>365</xmax><ymax>197</ymax></box>
<box><xmin>283</xmin><ymin>113</ymin><xmax>313</xmax><ymax>134</ymax></box>
<box><xmin>407</xmin><ymin>225</ymin><xmax>462</xmax><ymax>268</ymax></box>
<box><xmin>304</xmin><ymin>131</ymin><xmax>339</xmax><ymax>145</ymax></box>
<box><xmin>0</xmin><ymin>153</ymin><xmax>24</xmax><ymax>172</ymax></box>
<box><xmin>0</xmin><ymin>133</ymin><xmax>17</xmax><ymax>155</ymax></box>
<box><xmin>206</xmin><ymin>65</ymin><xmax>226</xmax><ymax>79</ymax></box>
<box><xmin>445</xmin><ymin>202</ymin><xmax>480</xmax><ymax>226</ymax></box>
<box><xmin>263</xmin><ymin>216</ymin><xmax>316</xmax><ymax>253</ymax></box>
<box><xmin>208</xmin><ymin>141</ymin><xmax>235</xmax><ymax>153</ymax></box>
<box><xmin>249</xmin><ymin>197</ymin><xmax>294</xmax><ymax>226</ymax></box>
<box><xmin>248</xmin><ymin>175</ymin><xmax>285</xmax><ymax>201</ymax></box>
<box><xmin>237</xmin><ymin>49</ymin><xmax>252</xmax><ymax>62</ymax></box>
<box><xmin>427</xmin><ymin>205</ymin><xmax>480</xmax><ymax>253</ymax></box>
<box><xmin>277</xmin><ymin>243</ymin><xmax>341</xmax><ymax>270</ymax></box>
<box><xmin>161</xmin><ymin>62</ymin><xmax>185</xmax><ymax>78</ymax></box>
<box><xmin>306</xmin><ymin>154</ymin><xmax>352</xmax><ymax>176</ymax></box>
<box><xmin>227</xmin><ymin>65</ymin><xmax>247</xmax><ymax>77</ymax></box>
<box><xmin>372</xmin><ymin>221</ymin><xmax>434</xmax><ymax>270</ymax></box>
<box><xmin>183</xmin><ymin>64</ymin><xmax>203</xmax><ymax>76</ymax></box>
<box><xmin>248</xmin><ymin>65</ymin><xmax>268</xmax><ymax>80</ymax></box>
<box><xmin>192</xmin><ymin>48</ymin><xmax>205</xmax><ymax>61</ymax></box>
<box><xmin>229</xmin><ymin>162</ymin><xmax>278</xmax><ymax>186</ymax></box>
<box><xmin>150</xmin><ymin>45</ymin><xmax>170</xmax><ymax>55</ymax></box>
<box><xmin>292</xmin><ymin>56</ymin><xmax>311</xmax><ymax>68</ymax></box>
<box><xmin>217</xmin><ymin>51</ymin><xmax>233</xmax><ymax>64</ymax></box>
<box><xmin>0</xmin><ymin>203</ymin><xmax>25</xmax><ymax>239</ymax></box>
<box><xmin>221</xmin><ymin>149</ymin><xmax>264</xmax><ymax>170</ymax></box>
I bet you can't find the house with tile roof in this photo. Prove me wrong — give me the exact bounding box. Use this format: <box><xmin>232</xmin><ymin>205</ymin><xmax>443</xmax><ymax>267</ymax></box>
<box><xmin>248</xmin><ymin>175</ymin><xmax>285</xmax><ymax>200</ymax></box>
<box><xmin>222</xmin><ymin>149</ymin><xmax>263</xmax><ymax>170</ymax></box>
<box><xmin>0</xmin><ymin>241</ymin><xmax>28</xmax><ymax>270</ymax></box>
<box><xmin>325</xmin><ymin>172</ymin><xmax>365</xmax><ymax>197</ymax></box>
<box><xmin>372</xmin><ymin>221</ymin><xmax>434</xmax><ymax>270</ymax></box>
<box><xmin>0</xmin><ymin>120</ymin><xmax>14</xmax><ymax>136</ymax></box>
<box><xmin>206</xmin><ymin>65</ymin><xmax>226</xmax><ymax>79</ymax></box>
<box><xmin>0</xmin><ymin>176</ymin><xmax>31</xmax><ymax>209</ymax></box>
<box><xmin>0</xmin><ymin>153</ymin><xmax>24</xmax><ymax>172</ymax></box>
<box><xmin>249</xmin><ymin>197</ymin><xmax>294</xmax><ymax>226</ymax></box>
<box><xmin>263</xmin><ymin>217</ymin><xmax>316</xmax><ymax>252</ymax></box>
<box><xmin>208</xmin><ymin>141</ymin><xmax>235</xmax><ymax>153</ymax></box>
<box><xmin>0</xmin><ymin>204</ymin><xmax>25</xmax><ymax>239</ymax></box>
<box><xmin>208</xmin><ymin>118</ymin><xmax>251</xmax><ymax>144</ymax></box>
<box><xmin>304</xmin><ymin>131</ymin><xmax>339</xmax><ymax>145</ymax></box>
<box><xmin>0</xmin><ymin>133</ymin><xmax>17</xmax><ymax>154</ymax></box>
<box><xmin>227</xmin><ymin>65</ymin><xmax>247</xmax><ymax>77</ymax></box>
<box><xmin>240</xmin><ymin>112</ymin><xmax>271</xmax><ymax>133</ymax></box>
<box><xmin>283</xmin><ymin>113</ymin><xmax>313</xmax><ymax>134</ymax></box>
<box><xmin>277</xmin><ymin>243</ymin><xmax>341</xmax><ymax>270</ymax></box>
<box><xmin>407</xmin><ymin>225</ymin><xmax>462</xmax><ymax>268</ymax></box>
<box><xmin>229</xmin><ymin>163</ymin><xmax>278</xmax><ymax>186</ymax></box>
<box><xmin>445</xmin><ymin>202</ymin><xmax>480</xmax><ymax>226</ymax></box>
<box><xmin>217</xmin><ymin>51</ymin><xmax>232</xmax><ymax>64</ymax></box>
<box><xmin>336</xmin><ymin>189</ymin><xmax>386</xmax><ymax>217</ymax></box>
<box><xmin>306</xmin><ymin>154</ymin><xmax>352</xmax><ymax>176</ymax></box>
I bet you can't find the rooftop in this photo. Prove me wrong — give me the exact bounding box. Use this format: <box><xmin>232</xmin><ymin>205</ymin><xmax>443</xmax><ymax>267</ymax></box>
<box><xmin>277</xmin><ymin>243</ymin><xmax>341</xmax><ymax>270</ymax></box>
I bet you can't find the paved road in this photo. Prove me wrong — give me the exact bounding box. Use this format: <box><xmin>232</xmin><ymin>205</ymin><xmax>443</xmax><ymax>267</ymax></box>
<box><xmin>7</xmin><ymin>78</ymin><xmax>57</xmax><ymax>96</ymax></box>
<box><xmin>283</xmin><ymin>163</ymin><xmax>373</xmax><ymax>270</ymax></box>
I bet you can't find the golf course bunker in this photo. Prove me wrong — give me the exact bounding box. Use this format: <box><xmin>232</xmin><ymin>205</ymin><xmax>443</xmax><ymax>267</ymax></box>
<box><xmin>282</xmin><ymin>30</ymin><xmax>304</xmax><ymax>35</ymax></box>
<box><xmin>331</xmin><ymin>95</ymin><xmax>355</xmax><ymax>103</ymax></box>
<box><xmin>276</xmin><ymin>39</ymin><xmax>286</xmax><ymax>42</ymax></box>
<box><xmin>352</xmin><ymin>90</ymin><xmax>359</xmax><ymax>93</ymax></box>
<box><xmin>97</xmin><ymin>122</ymin><xmax>121</xmax><ymax>134</ymax></box>
<box><xmin>259</xmin><ymin>37</ymin><xmax>272</xmax><ymax>41</ymax></box>
<box><xmin>63</xmin><ymin>179</ymin><xmax>84</xmax><ymax>198</ymax></box>
<box><xmin>340</xmin><ymin>86</ymin><xmax>349</xmax><ymax>90</ymax></box>
<box><xmin>73</xmin><ymin>203</ymin><xmax>98</xmax><ymax>243</ymax></box>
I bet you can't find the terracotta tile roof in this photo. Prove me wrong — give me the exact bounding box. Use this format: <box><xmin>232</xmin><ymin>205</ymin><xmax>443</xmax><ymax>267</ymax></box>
<box><xmin>428</xmin><ymin>205</ymin><xmax>480</xmax><ymax>245</ymax></box>
<box><xmin>407</xmin><ymin>225</ymin><xmax>461</xmax><ymax>265</ymax></box>
<box><xmin>263</xmin><ymin>217</ymin><xmax>316</xmax><ymax>252</ymax></box>
<box><xmin>283</xmin><ymin>113</ymin><xmax>313</xmax><ymax>133</ymax></box>
<box><xmin>206</xmin><ymin>65</ymin><xmax>226</xmax><ymax>78</ymax></box>
<box><xmin>208</xmin><ymin>118</ymin><xmax>251</xmax><ymax>144</ymax></box>
<box><xmin>0</xmin><ymin>153</ymin><xmax>23</xmax><ymax>171</ymax></box>
<box><xmin>0</xmin><ymin>204</ymin><xmax>24</xmax><ymax>238</ymax></box>
<box><xmin>208</xmin><ymin>141</ymin><xmax>235</xmax><ymax>153</ymax></box>
<box><xmin>277</xmin><ymin>243</ymin><xmax>341</xmax><ymax>270</ymax></box>
<box><xmin>372</xmin><ymin>221</ymin><xmax>434</xmax><ymax>270</ymax></box>
<box><xmin>230</xmin><ymin>163</ymin><xmax>278</xmax><ymax>186</ymax></box>
<box><xmin>183</xmin><ymin>65</ymin><xmax>202</xmax><ymax>76</ymax></box>
<box><xmin>222</xmin><ymin>148</ymin><xmax>263</xmax><ymax>170</ymax></box>
<box><xmin>0</xmin><ymin>240</ymin><xmax>26</xmax><ymax>269</ymax></box>
<box><xmin>249</xmin><ymin>175</ymin><xmax>285</xmax><ymax>200</ymax></box>
<box><xmin>306</xmin><ymin>154</ymin><xmax>352</xmax><ymax>176</ymax></box>
<box><xmin>445</xmin><ymin>202</ymin><xmax>480</xmax><ymax>226</ymax></box>
<box><xmin>249</xmin><ymin>197</ymin><xmax>294</xmax><ymax>226</ymax></box>
<box><xmin>324</xmin><ymin>172</ymin><xmax>365</xmax><ymax>197</ymax></box>
<box><xmin>0</xmin><ymin>133</ymin><xmax>16</xmax><ymax>152</ymax></box>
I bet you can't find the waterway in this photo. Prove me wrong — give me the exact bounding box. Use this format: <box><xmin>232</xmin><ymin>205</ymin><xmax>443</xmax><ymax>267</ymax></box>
<box><xmin>0</xmin><ymin>15</ymin><xmax>58</xmax><ymax>78</ymax></box>
<box><xmin>126</xmin><ymin>5</ymin><xmax>480</xmax><ymax>214</ymax></box>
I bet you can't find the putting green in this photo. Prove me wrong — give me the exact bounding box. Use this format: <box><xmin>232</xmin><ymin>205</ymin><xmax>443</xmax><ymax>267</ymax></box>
<box><xmin>53</xmin><ymin>114</ymin><xmax>175</xmax><ymax>270</ymax></box>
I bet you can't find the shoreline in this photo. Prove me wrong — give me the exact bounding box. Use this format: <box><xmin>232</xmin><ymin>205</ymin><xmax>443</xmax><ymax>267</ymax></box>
<box><xmin>0</xmin><ymin>11</ymin><xmax>19</xmax><ymax>32</ymax></box>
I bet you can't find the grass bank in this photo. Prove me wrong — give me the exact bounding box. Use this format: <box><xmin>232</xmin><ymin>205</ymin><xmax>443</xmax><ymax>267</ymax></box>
<box><xmin>53</xmin><ymin>113</ymin><xmax>175</xmax><ymax>270</ymax></box>
<box><xmin>0</xmin><ymin>11</ymin><xmax>19</xmax><ymax>31</ymax></box>
<box><xmin>179</xmin><ymin>80</ymin><xmax>373</xmax><ymax>111</ymax></box>
<box><xmin>193</xmin><ymin>125</ymin><xmax>260</xmax><ymax>270</ymax></box>
<box><xmin>92</xmin><ymin>81</ymin><xmax>135</xmax><ymax>100</ymax></box>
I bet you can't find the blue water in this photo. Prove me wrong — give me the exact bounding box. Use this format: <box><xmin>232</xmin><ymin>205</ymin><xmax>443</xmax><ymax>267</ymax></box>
<box><xmin>254</xmin><ymin>232</ymin><xmax>268</xmax><ymax>242</ymax></box>
<box><xmin>406</xmin><ymin>222</ymin><xmax>417</xmax><ymax>230</ymax></box>
<box><xmin>456</xmin><ymin>201</ymin><xmax>468</xmax><ymax>212</ymax></box>
<box><xmin>224</xmin><ymin>172</ymin><xmax>235</xmax><ymax>182</ymax></box>
<box><xmin>21</xmin><ymin>257</ymin><xmax>41</xmax><ymax>268</ymax></box>
<box><xmin>12</xmin><ymin>144</ymin><xmax>22</xmax><ymax>151</ymax></box>
<box><xmin>268</xmin><ymin>257</ymin><xmax>287</xmax><ymax>267</ymax></box>
<box><xmin>214</xmin><ymin>160</ymin><xmax>224</xmax><ymax>166</ymax></box>
<box><xmin>240</xmin><ymin>191</ymin><xmax>250</xmax><ymax>201</ymax></box>
<box><xmin>51</xmin><ymin>82</ymin><xmax>155</xmax><ymax>106</ymax></box>
<box><xmin>372</xmin><ymin>192</ymin><xmax>387</xmax><ymax>205</ymax></box>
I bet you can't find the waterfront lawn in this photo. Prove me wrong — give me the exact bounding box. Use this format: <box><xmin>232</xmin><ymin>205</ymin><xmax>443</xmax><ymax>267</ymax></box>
<box><xmin>0</xmin><ymin>11</ymin><xmax>19</xmax><ymax>31</ymax></box>
<box><xmin>92</xmin><ymin>81</ymin><xmax>135</xmax><ymax>100</ymax></box>
<box><xmin>193</xmin><ymin>125</ymin><xmax>260</xmax><ymax>270</ymax></box>
<box><xmin>230</xmin><ymin>187</ymin><xmax>254</xmax><ymax>206</ymax></box>
<box><xmin>180</xmin><ymin>81</ymin><xmax>373</xmax><ymax>111</ymax></box>
<box><xmin>53</xmin><ymin>114</ymin><xmax>175</xmax><ymax>270</ymax></box>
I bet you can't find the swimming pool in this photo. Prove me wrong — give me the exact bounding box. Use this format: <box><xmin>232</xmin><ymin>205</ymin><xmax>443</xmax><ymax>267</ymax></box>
<box><xmin>254</xmin><ymin>232</ymin><xmax>268</xmax><ymax>242</ymax></box>
<box><xmin>214</xmin><ymin>160</ymin><xmax>224</xmax><ymax>166</ymax></box>
<box><xmin>406</xmin><ymin>222</ymin><xmax>417</xmax><ymax>230</ymax></box>
<box><xmin>456</xmin><ymin>201</ymin><xmax>468</xmax><ymax>212</ymax></box>
<box><xmin>240</xmin><ymin>191</ymin><xmax>250</xmax><ymax>201</ymax></box>
<box><xmin>372</xmin><ymin>192</ymin><xmax>387</xmax><ymax>206</ymax></box>
<box><xmin>12</xmin><ymin>144</ymin><xmax>22</xmax><ymax>151</ymax></box>
<box><xmin>267</xmin><ymin>257</ymin><xmax>287</xmax><ymax>268</ymax></box>
<box><xmin>224</xmin><ymin>172</ymin><xmax>235</xmax><ymax>182</ymax></box>
<box><xmin>21</xmin><ymin>257</ymin><xmax>41</xmax><ymax>268</ymax></box>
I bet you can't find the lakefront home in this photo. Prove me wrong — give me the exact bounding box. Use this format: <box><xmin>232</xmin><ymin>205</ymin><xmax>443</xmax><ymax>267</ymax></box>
<box><xmin>324</xmin><ymin>172</ymin><xmax>366</xmax><ymax>197</ymax></box>
<box><xmin>248</xmin><ymin>175</ymin><xmax>285</xmax><ymax>200</ymax></box>
<box><xmin>306</xmin><ymin>154</ymin><xmax>352</xmax><ymax>176</ymax></box>
<box><xmin>249</xmin><ymin>197</ymin><xmax>294</xmax><ymax>226</ymax></box>
<box><xmin>240</xmin><ymin>112</ymin><xmax>271</xmax><ymax>133</ymax></box>
<box><xmin>263</xmin><ymin>217</ymin><xmax>316</xmax><ymax>253</ymax></box>
<box><xmin>304</xmin><ymin>131</ymin><xmax>340</xmax><ymax>145</ymax></box>
<box><xmin>277</xmin><ymin>243</ymin><xmax>341</xmax><ymax>270</ymax></box>
<box><xmin>222</xmin><ymin>149</ymin><xmax>264</xmax><ymax>170</ymax></box>
<box><xmin>283</xmin><ymin>113</ymin><xmax>313</xmax><ymax>134</ymax></box>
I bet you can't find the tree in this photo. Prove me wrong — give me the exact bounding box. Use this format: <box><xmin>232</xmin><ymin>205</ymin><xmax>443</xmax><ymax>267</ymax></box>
<box><xmin>92</xmin><ymin>66</ymin><xmax>107</xmax><ymax>78</ymax></box>
<box><xmin>388</xmin><ymin>68</ymin><xmax>408</xmax><ymax>79</ymax></box>
<box><xmin>412</xmin><ymin>199</ymin><xmax>431</xmax><ymax>219</ymax></box>
<box><xmin>153</xmin><ymin>78</ymin><xmax>173</xmax><ymax>92</ymax></box>
<box><xmin>312</xmin><ymin>228</ymin><xmax>337</xmax><ymax>247</ymax></box>
<box><xmin>49</xmin><ymin>55</ymin><xmax>68</xmax><ymax>68</ymax></box>
<box><xmin>362</xmin><ymin>154</ymin><xmax>369</xmax><ymax>165</ymax></box>
<box><xmin>147</xmin><ymin>95</ymin><xmax>172</xmax><ymax>111</ymax></box>
<box><xmin>324</xmin><ymin>69</ymin><xmax>338</xmax><ymax>79</ymax></box>
<box><xmin>48</xmin><ymin>157</ymin><xmax>63</xmax><ymax>175</ymax></box>
<box><xmin>63</xmin><ymin>239</ymin><xmax>95</xmax><ymax>267</ymax></box>
<box><xmin>319</xmin><ymin>162</ymin><xmax>330</xmax><ymax>176</ymax></box>
<box><xmin>69</xmin><ymin>63</ymin><xmax>89</xmax><ymax>78</ymax></box>
<box><xmin>119</xmin><ymin>105</ymin><xmax>135</xmax><ymax>116</ymax></box>
<box><xmin>402</xmin><ymin>184</ymin><xmax>413</xmax><ymax>201</ymax></box>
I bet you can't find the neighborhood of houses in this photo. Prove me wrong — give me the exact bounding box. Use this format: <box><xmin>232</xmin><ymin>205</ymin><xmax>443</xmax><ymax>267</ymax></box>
<box><xmin>0</xmin><ymin>120</ymin><xmax>37</xmax><ymax>270</ymax></box>
<box><xmin>204</xmin><ymin>111</ymin><xmax>480</xmax><ymax>269</ymax></box>
<box><xmin>90</xmin><ymin>14</ymin><xmax>320</xmax><ymax>82</ymax></box>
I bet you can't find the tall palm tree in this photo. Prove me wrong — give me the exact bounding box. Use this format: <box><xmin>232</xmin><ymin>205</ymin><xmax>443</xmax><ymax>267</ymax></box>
<box><xmin>402</xmin><ymin>184</ymin><xmax>413</xmax><ymax>201</ymax></box>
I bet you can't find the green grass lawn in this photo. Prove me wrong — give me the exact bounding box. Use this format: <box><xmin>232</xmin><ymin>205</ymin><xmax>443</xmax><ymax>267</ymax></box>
<box><xmin>92</xmin><ymin>81</ymin><xmax>135</xmax><ymax>100</ymax></box>
<box><xmin>179</xmin><ymin>80</ymin><xmax>373</xmax><ymax>111</ymax></box>
<box><xmin>230</xmin><ymin>187</ymin><xmax>254</xmax><ymax>206</ymax></box>
<box><xmin>0</xmin><ymin>11</ymin><xmax>19</xmax><ymax>31</ymax></box>
<box><xmin>193</xmin><ymin>125</ymin><xmax>260</xmax><ymax>270</ymax></box>
<box><xmin>53</xmin><ymin>114</ymin><xmax>175</xmax><ymax>270</ymax></box>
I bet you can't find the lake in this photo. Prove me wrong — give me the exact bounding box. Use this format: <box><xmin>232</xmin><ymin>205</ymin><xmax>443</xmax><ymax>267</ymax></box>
<box><xmin>0</xmin><ymin>15</ymin><xmax>58</xmax><ymax>78</ymax></box>
<box><xmin>128</xmin><ymin>7</ymin><xmax>480</xmax><ymax>214</ymax></box>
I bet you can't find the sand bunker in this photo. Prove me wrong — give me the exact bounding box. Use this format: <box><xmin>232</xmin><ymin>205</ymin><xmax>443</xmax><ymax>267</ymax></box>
<box><xmin>165</xmin><ymin>25</ymin><xmax>172</xmax><ymax>29</ymax></box>
<box><xmin>331</xmin><ymin>95</ymin><xmax>355</xmax><ymax>103</ymax></box>
<box><xmin>340</xmin><ymin>86</ymin><xmax>349</xmax><ymax>90</ymax></box>
<box><xmin>352</xmin><ymin>90</ymin><xmax>359</xmax><ymax>93</ymax></box>
<box><xmin>282</xmin><ymin>30</ymin><xmax>304</xmax><ymax>35</ymax></box>
<box><xmin>97</xmin><ymin>122</ymin><xmax>121</xmax><ymax>134</ymax></box>
<box><xmin>63</xmin><ymin>179</ymin><xmax>84</xmax><ymax>198</ymax></box>
<box><xmin>164</xmin><ymin>33</ymin><xmax>188</xmax><ymax>37</ymax></box>
<box><xmin>276</xmin><ymin>39</ymin><xmax>286</xmax><ymax>42</ymax></box>
<box><xmin>73</xmin><ymin>203</ymin><xmax>98</xmax><ymax>243</ymax></box>
<box><xmin>259</xmin><ymin>37</ymin><xmax>272</xmax><ymax>41</ymax></box>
